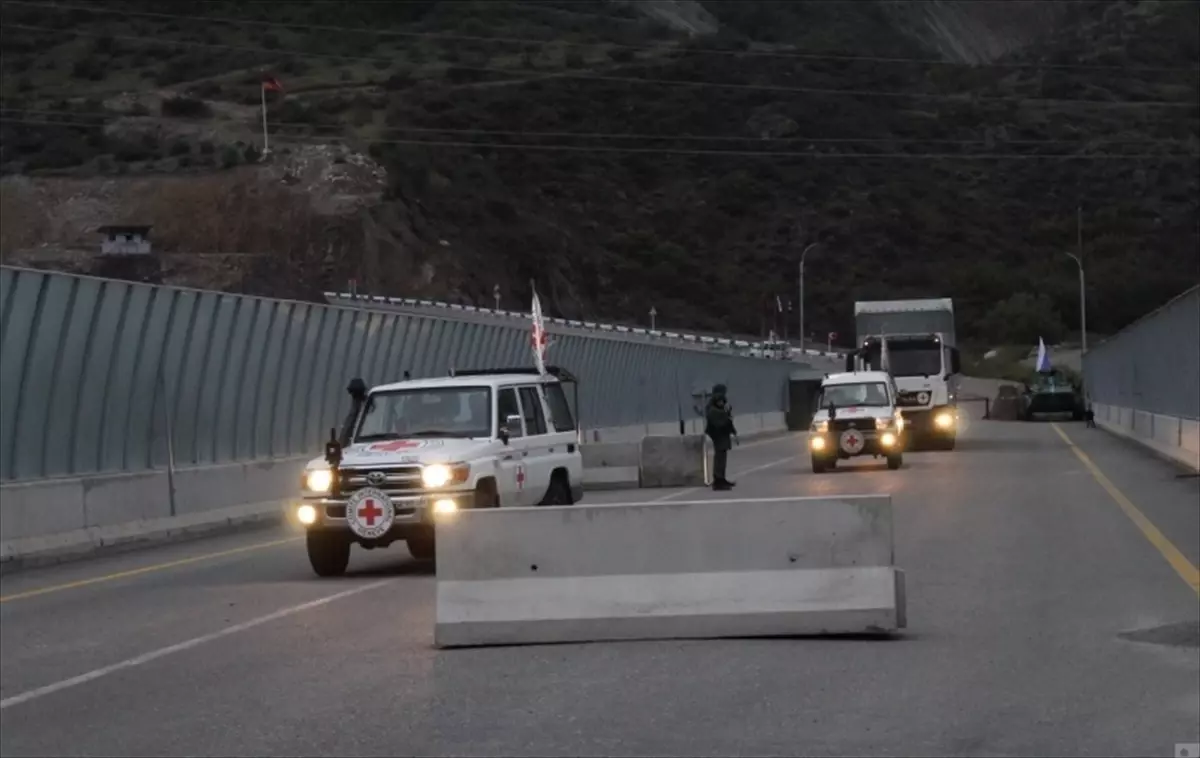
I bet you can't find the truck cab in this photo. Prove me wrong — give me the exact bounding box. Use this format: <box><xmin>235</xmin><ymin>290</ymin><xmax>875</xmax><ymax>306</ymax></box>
<box><xmin>854</xmin><ymin>334</ymin><xmax>961</xmax><ymax>449</ymax></box>
<box><xmin>293</xmin><ymin>367</ymin><xmax>584</xmax><ymax>577</ymax></box>
<box><xmin>852</xmin><ymin>298</ymin><xmax>961</xmax><ymax>450</ymax></box>
<box><xmin>808</xmin><ymin>370</ymin><xmax>906</xmax><ymax>473</ymax></box>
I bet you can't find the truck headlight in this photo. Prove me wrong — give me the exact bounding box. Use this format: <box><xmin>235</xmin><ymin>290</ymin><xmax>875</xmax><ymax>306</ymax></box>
<box><xmin>305</xmin><ymin>469</ymin><xmax>333</xmax><ymax>493</ymax></box>
<box><xmin>935</xmin><ymin>412</ymin><xmax>954</xmax><ymax>429</ymax></box>
<box><xmin>812</xmin><ymin>420</ymin><xmax>828</xmax><ymax>433</ymax></box>
<box><xmin>875</xmin><ymin>417</ymin><xmax>890</xmax><ymax>430</ymax></box>
<box><xmin>422</xmin><ymin>463</ymin><xmax>469</xmax><ymax>488</ymax></box>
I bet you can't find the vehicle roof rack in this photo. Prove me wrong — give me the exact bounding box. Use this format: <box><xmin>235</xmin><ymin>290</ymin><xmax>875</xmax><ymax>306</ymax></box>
<box><xmin>450</xmin><ymin>366</ymin><xmax>578</xmax><ymax>382</ymax></box>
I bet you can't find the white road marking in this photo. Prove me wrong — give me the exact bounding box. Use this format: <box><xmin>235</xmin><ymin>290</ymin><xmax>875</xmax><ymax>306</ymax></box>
<box><xmin>0</xmin><ymin>579</ymin><xmax>393</xmax><ymax>711</ymax></box>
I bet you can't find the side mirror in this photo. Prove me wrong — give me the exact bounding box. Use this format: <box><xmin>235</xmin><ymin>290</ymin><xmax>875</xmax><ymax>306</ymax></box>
<box><xmin>324</xmin><ymin>426</ymin><xmax>342</xmax><ymax>466</ymax></box>
<box><xmin>499</xmin><ymin>413</ymin><xmax>522</xmax><ymax>444</ymax></box>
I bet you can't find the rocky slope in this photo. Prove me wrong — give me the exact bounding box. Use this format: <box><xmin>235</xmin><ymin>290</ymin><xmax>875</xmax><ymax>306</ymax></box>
<box><xmin>1</xmin><ymin>0</ymin><xmax>1196</xmax><ymax>344</ymax></box>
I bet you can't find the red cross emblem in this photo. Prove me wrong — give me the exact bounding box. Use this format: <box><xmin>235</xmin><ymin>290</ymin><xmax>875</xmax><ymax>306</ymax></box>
<box><xmin>846</xmin><ymin>433</ymin><xmax>859</xmax><ymax>447</ymax></box>
<box><xmin>531</xmin><ymin>325</ymin><xmax>547</xmax><ymax>351</ymax></box>
<box><xmin>357</xmin><ymin>498</ymin><xmax>383</xmax><ymax>526</ymax></box>
<box><xmin>368</xmin><ymin>440</ymin><xmax>421</xmax><ymax>452</ymax></box>
<box><xmin>516</xmin><ymin>465</ymin><xmax>525</xmax><ymax>490</ymax></box>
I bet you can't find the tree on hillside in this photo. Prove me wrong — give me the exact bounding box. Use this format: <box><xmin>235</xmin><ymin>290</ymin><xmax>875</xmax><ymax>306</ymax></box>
<box><xmin>977</xmin><ymin>292</ymin><xmax>1067</xmax><ymax>345</ymax></box>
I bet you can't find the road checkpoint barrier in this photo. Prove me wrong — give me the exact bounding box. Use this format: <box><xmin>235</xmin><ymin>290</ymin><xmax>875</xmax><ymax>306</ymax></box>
<box><xmin>433</xmin><ymin>494</ymin><xmax>906</xmax><ymax>648</ymax></box>
<box><xmin>638</xmin><ymin>435</ymin><xmax>710</xmax><ymax>488</ymax></box>
<box><xmin>580</xmin><ymin>442</ymin><xmax>641</xmax><ymax>490</ymax></box>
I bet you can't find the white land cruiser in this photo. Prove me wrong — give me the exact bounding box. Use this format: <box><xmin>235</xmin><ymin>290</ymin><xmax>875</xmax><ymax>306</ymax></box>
<box><xmin>293</xmin><ymin>367</ymin><xmax>585</xmax><ymax>577</ymax></box>
<box><xmin>808</xmin><ymin>370</ymin><xmax>906</xmax><ymax>473</ymax></box>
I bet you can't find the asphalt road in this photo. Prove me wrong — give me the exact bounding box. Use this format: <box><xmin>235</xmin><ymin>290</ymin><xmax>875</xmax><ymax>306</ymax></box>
<box><xmin>2</xmin><ymin>406</ymin><xmax>1198</xmax><ymax>757</ymax></box>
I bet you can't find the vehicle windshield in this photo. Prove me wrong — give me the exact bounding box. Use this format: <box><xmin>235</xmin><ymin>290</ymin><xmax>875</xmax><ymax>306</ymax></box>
<box><xmin>818</xmin><ymin>382</ymin><xmax>891</xmax><ymax>408</ymax></box>
<box><xmin>355</xmin><ymin>387</ymin><xmax>492</xmax><ymax>441</ymax></box>
<box><xmin>865</xmin><ymin>339</ymin><xmax>943</xmax><ymax>377</ymax></box>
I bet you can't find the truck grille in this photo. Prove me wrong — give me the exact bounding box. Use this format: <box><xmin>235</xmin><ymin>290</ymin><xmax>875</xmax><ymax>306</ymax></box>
<box><xmin>830</xmin><ymin>419</ymin><xmax>873</xmax><ymax>433</ymax></box>
<box><xmin>337</xmin><ymin>466</ymin><xmax>424</xmax><ymax>497</ymax></box>
<box><xmin>896</xmin><ymin>391</ymin><xmax>929</xmax><ymax>408</ymax></box>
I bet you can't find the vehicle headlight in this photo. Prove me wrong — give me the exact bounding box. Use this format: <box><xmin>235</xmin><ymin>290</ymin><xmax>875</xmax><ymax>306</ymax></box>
<box><xmin>810</xmin><ymin>436</ymin><xmax>826</xmax><ymax>451</ymax></box>
<box><xmin>875</xmin><ymin>417</ymin><xmax>890</xmax><ymax>430</ymax></box>
<box><xmin>935</xmin><ymin>412</ymin><xmax>954</xmax><ymax>429</ymax></box>
<box><xmin>812</xmin><ymin>420</ymin><xmax>829</xmax><ymax>433</ymax></box>
<box><xmin>305</xmin><ymin>469</ymin><xmax>333</xmax><ymax>493</ymax></box>
<box><xmin>422</xmin><ymin>463</ymin><xmax>469</xmax><ymax>488</ymax></box>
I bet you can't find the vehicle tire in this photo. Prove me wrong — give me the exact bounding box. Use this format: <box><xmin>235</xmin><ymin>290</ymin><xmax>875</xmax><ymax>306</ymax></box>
<box><xmin>407</xmin><ymin>529</ymin><xmax>436</xmax><ymax>562</ymax></box>
<box><xmin>474</xmin><ymin>478</ymin><xmax>500</xmax><ymax>508</ymax></box>
<box><xmin>887</xmin><ymin>453</ymin><xmax>903</xmax><ymax>470</ymax></box>
<box><xmin>811</xmin><ymin>456</ymin><xmax>827</xmax><ymax>474</ymax></box>
<box><xmin>306</xmin><ymin>531</ymin><xmax>350</xmax><ymax>577</ymax></box>
<box><xmin>538</xmin><ymin>471</ymin><xmax>575</xmax><ymax>506</ymax></box>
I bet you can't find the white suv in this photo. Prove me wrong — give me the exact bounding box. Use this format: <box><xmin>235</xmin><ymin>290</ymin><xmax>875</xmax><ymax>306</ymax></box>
<box><xmin>294</xmin><ymin>368</ymin><xmax>584</xmax><ymax>576</ymax></box>
<box><xmin>808</xmin><ymin>370</ymin><xmax>906</xmax><ymax>473</ymax></box>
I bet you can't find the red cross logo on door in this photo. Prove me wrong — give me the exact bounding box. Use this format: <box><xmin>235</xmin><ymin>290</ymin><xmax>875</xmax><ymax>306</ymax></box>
<box><xmin>516</xmin><ymin>465</ymin><xmax>525</xmax><ymax>491</ymax></box>
<box><xmin>357</xmin><ymin>498</ymin><xmax>383</xmax><ymax>526</ymax></box>
<box><xmin>368</xmin><ymin>440</ymin><xmax>421</xmax><ymax>452</ymax></box>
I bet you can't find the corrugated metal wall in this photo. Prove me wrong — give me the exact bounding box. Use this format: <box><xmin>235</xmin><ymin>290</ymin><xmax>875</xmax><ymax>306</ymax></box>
<box><xmin>0</xmin><ymin>267</ymin><xmax>794</xmax><ymax>482</ymax></box>
<box><xmin>1083</xmin><ymin>285</ymin><xmax>1199</xmax><ymax>420</ymax></box>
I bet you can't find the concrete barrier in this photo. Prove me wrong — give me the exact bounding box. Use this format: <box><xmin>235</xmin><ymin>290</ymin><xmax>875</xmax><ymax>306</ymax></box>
<box><xmin>0</xmin><ymin>456</ymin><xmax>307</xmax><ymax>571</ymax></box>
<box><xmin>434</xmin><ymin>494</ymin><xmax>906</xmax><ymax>648</ymax></box>
<box><xmin>580</xmin><ymin>442</ymin><xmax>641</xmax><ymax>490</ymax></box>
<box><xmin>0</xmin><ymin>415</ymin><xmax>796</xmax><ymax>569</ymax></box>
<box><xmin>1094</xmin><ymin>402</ymin><xmax>1200</xmax><ymax>473</ymax></box>
<box><xmin>639</xmin><ymin>435</ymin><xmax>710</xmax><ymax>488</ymax></box>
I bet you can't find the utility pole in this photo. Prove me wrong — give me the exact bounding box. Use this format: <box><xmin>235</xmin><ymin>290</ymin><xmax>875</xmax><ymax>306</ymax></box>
<box><xmin>798</xmin><ymin>242</ymin><xmax>820</xmax><ymax>352</ymax></box>
<box><xmin>1067</xmin><ymin>205</ymin><xmax>1087</xmax><ymax>395</ymax></box>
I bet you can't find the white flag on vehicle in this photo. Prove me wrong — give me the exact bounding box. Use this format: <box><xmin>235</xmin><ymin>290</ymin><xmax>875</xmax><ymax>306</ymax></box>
<box><xmin>531</xmin><ymin>288</ymin><xmax>549</xmax><ymax>375</ymax></box>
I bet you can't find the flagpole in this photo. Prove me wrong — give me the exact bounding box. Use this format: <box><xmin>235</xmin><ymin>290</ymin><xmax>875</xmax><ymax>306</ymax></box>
<box><xmin>260</xmin><ymin>83</ymin><xmax>270</xmax><ymax>156</ymax></box>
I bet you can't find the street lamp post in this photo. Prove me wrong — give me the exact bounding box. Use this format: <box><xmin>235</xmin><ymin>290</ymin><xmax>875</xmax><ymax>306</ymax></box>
<box><xmin>1066</xmin><ymin>251</ymin><xmax>1087</xmax><ymax>388</ymax></box>
<box><xmin>798</xmin><ymin>242</ymin><xmax>820</xmax><ymax>352</ymax></box>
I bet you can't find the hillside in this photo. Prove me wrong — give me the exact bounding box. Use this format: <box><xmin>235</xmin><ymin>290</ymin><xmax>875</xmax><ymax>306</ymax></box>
<box><xmin>1</xmin><ymin>0</ymin><xmax>1197</xmax><ymax>344</ymax></box>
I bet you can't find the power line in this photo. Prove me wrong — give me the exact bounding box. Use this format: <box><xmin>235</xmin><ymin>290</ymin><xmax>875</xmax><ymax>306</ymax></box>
<box><xmin>3</xmin><ymin>0</ymin><xmax>1196</xmax><ymax>74</ymax></box>
<box><xmin>4</xmin><ymin>23</ymin><xmax>1198</xmax><ymax>110</ymax></box>
<box><xmin>2</xmin><ymin>106</ymin><xmax>1193</xmax><ymax>148</ymax></box>
<box><xmin>3</xmin><ymin>116</ymin><xmax>1194</xmax><ymax>161</ymax></box>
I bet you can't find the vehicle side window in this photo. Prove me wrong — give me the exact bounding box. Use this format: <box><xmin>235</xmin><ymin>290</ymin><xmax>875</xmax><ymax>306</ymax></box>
<box><xmin>518</xmin><ymin>386</ymin><xmax>548</xmax><ymax>436</ymax></box>
<box><xmin>497</xmin><ymin>387</ymin><xmax>523</xmax><ymax>438</ymax></box>
<box><xmin>543</xmin><ymin>382</ymin><xmax>576</xmax><ymax>432</ymax></box>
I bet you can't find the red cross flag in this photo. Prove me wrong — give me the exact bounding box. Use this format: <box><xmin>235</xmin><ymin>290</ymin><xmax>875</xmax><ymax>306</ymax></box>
<box><xmin>531</xmin><ymin>288</ymin><xmax>549</xmax><ymax>376</ymax></box>
<box><xmin>262</xmin><ymin>74</ymin><xmax>283</xmax><ymax>92</ymax></box>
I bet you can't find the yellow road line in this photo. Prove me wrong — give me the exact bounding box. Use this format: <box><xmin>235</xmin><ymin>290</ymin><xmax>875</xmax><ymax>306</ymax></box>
<box><xmin>0</xmin><ymin>536</ymin><xmax>301</xmax><ymax>604</ymax></box>
<box><xmin>1052</xmin><ymin>423</ymin><xmax>1200</xmax><ymax>596</ymax></box>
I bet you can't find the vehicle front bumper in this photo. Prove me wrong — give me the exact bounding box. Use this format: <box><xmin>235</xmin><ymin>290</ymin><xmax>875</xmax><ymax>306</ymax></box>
<box><xmin>898</xmin><ymin>406</ymin><xmax>957</xmax><ymax>436</ymax></box>
<box><xmin>293</xmin><ymin>489</ymin><xmax>478</xmax><ymax>532</ymax></box>
<box><xmin>809</xmin><ymin>428</ymin><xmax>903</xmax><ymax>458</ymax></box>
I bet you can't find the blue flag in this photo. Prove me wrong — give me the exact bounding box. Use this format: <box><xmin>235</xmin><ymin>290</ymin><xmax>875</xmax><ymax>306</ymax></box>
<box><xmin>1036</xmin><ymin>337</ymin><xmax>1052</xmax><ymax>373</ymax></box>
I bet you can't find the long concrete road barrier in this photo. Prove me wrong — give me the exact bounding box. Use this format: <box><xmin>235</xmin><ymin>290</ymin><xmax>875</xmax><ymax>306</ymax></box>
<box><xmin>580</xmin><ymin>443</ymin><xmax>641</xmax><ymax>490</ymax></box>
<box><xmin>434</xmin><ymin>494</ymin><xmax>906</xmax><ymax>648</ymax></box>
<box><xmin>638</xmin><ymin>435</ymin><xmax>710</xmax><ymax>488</ymax></box>
<box><xmin>1092</xmin><ymin>402</ymin><xmax>1200</xmax><ymax>473</ymax></box>
<box><xmin>0</xmin><ymin>415</ymin><xmax>792</xmax><ymax>570</ymax></box>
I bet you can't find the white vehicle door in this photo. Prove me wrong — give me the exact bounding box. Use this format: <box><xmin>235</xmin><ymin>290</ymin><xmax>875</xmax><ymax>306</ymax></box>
<box><xmin>517</xmin><ymin>384</ymin><xmax>555</xmax><ymax>505</ymax></box>
<box><xmin>541</xmin><ymin>380</ymin><xmax>583</xmax><ymax>490</ymax></box>
<box><xmin>494</xmin><ymin>385</ymin><xmax>528</xmax><ymax>507</ymax></box>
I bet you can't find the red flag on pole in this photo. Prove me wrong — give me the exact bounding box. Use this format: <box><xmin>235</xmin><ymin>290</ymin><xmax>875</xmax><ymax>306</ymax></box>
<box><xmin>262</xmin><ymin>75</ymin><xmax>283</xmax><ymax>92</ymax></box>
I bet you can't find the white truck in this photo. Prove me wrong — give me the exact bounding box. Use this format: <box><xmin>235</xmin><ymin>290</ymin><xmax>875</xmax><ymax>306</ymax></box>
<box><xmin>293</xmin><ymin>367</ymin><xmax>585</xmax><ymax>577</ymax></box>
<box><xmin>852</xmin><ymin>298</ymin><xmax>961</xmax><ymax>450</ymax></box>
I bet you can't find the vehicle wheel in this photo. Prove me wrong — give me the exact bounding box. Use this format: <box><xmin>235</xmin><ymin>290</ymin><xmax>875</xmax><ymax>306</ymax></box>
<box><xmin>306</xmin><ymin>531</ymin><xmax>351</xmax><ymax>577</ymax></box>
<box><xmin>538</xmin><ymin>471</ymin><xmax>574</xmax><ymax>506</ymax></box>
<box><xmin>474</xmin><ymin>478</ymin><xmax>500</xmax><ymax>508</ymax></box>
<box><xmin>887</xmin><ymin>453</ymin><xmax>903</xmax><ymax>470</ymax></box>
<box><xmin>407</xmin><ymin>529</ymin><xmax>436</xmax><ymax>562</ymax></box>
<box><xmin>811</xmin><ymin>456</ymin><xmax>827</xmax><ymax>473</ymax></box>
